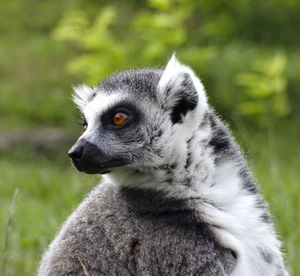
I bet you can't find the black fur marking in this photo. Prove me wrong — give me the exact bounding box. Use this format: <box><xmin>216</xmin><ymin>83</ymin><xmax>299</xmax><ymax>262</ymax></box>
<box><xmin>184</xmin><ymin>135</ymin><xmax>195</xmax><ymax>170</ymax></box>
<box><xmin>209</xmin><ymin>127</ymin><xmax>231</xmax><ymax>153</ymax></box>
<box><xmin>259</xmin><ymin>249</ymin><xmax>273</xmax><ymax>264</ymax></box>
<box><xmin>240</xmin><ymin>168</ymin><xmax>258</xmax><ymax>194</ymax></box>
<box><xmin>165</xmin><ymin>178</ymin><xmax>173</xmax><ymax>184</ymax></box>
<box><xmin>255</xmin><ymin>198</ymin><xmax>265</xmax><ymax>209</ymax></box>
<box><xmin>200</xmin><ymin>112</ymin><xmax>210</xmax><ymax>128</ymax></box>
<box><xmin>243</xmin><ymin>179</ymin><xmax>258</xmax><ymax>194</ymax></box>
<box><xmin>209</xmin><ymin>113</ymin><xmax>217</xmax><ymax>128</ymax></box>
<box><xmin>159</xmin><ymin>164</ymin><xmax>176</xmax><ymax>185</ymax></box>
<box><xmin>166</xmin><ymin>169</ymin><xmax>173</xmax><ymax>176</ymax></box>
<box><xmin>256</xmin><ymin>197</ymin><xmax>272</xmax><ymax>223</ymax></box>
<box><xmin>261</xmin><ymin>212</ymin><xmax>272</xmax><ymax>224</ymax></box>
<box><xmin>171</xmin><ymin>98</ymin><xmax>197</xmax><ymax>124</ymax></box>
<box><xmin>170</xmin><ymin>163</ymin><xmax>176</xmax><ymax>170</ymax></box>
<box><xmin>154</xmin><ymin>148</ymin><xmax>163</xmax><ymax>158</ymax></box>
<box><xmin>208</xmin><ymin>112</ymin><xmax>260</xmax><ymax>195</ymax></box>
<box><xmin>165</xmin><ymin>85</ymin><xmax>172</xmax><ymax>97</ymax></box>
<box><xmin>185</xmin><ymin>152</ymin><xmax>192</xmax><ymax>170</ymax></box>
<box><xmin>230</xmin><ymin>250</ymin><xmax>237</xmax><ymax>260</ymax></box>
<box><xmin>241</xmin><ymin>169</ymin><xmax>258</xmax><ymax>193</ymax></box>
<box><xmin>149</xmin><ymin>136</ymin><xmax>155</xmax><ymax>145</ymax></box>
<box><xmin>183</xmin><ymin>177</ymin><xmax>192</xmax><ymax>187</ymax></box>
<box><xmin>208</xmin><ymin>113</ymin><xmax>232</xmax><ymax>154</ymax></box>
<box><xmin>213</xmin><ymin>156</ymin><xmax>223</xmax><ymax>166</ymax></box>
<box><xmin>186</xmin><ymin>136</ymin><xmax>194</xmax><ymax>146</ymax></box>
<box><xmin>149</xmin><ymin>130</ymin><xmax>163</xmax><ymax>145</ymax></box>
<box><xmin>170</xmin><ymin>73</ymin><xmax>198</xmax><ymax>124</ymax></box>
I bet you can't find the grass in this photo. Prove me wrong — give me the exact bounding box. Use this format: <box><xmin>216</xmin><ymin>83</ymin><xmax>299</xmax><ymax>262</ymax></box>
<box><xmin>0</xmin><ymin>128</ymin><xmax>299</xmax><ymax>275</ymax></box>
<box><xmin>0</xmin><ymin>151</ymin><xmax>98</xmax><ymax>275</ymax></box>
<box><xmin>2</xmin><ymin>188</ymin><xmax>18</xmax><ymax>275</ymax></box>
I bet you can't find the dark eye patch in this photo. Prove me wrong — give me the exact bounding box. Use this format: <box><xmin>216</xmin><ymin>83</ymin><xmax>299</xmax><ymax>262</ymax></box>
<box><xmin>101</xmin><ymin>101</ymin><xmax>141</xmax><ymax>130</ymax></box>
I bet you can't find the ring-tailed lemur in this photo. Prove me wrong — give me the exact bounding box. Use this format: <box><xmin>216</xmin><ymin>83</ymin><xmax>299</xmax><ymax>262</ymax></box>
<box><xmin>38</xmin><ymin>55</ymin><xmax>288</xmax><ymax>276</ymax></box>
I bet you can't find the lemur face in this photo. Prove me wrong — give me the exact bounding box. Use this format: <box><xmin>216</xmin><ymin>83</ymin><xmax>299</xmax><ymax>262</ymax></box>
<box><xmin>68</xmin><ymin>55</ymin><xmax>208</xmax><ymax>174</ymax></box>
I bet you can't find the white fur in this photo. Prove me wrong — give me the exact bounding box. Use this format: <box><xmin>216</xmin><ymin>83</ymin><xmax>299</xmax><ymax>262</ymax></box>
<box><xmin>74</xmin><ymin>56</ymin><xmax>288</xmax><ymax>275</ymax></box>
<box><xmin>78</xmin><ymin>92</ymin><xmax>125</xmax><ymax>145</ymax></box>
<box><xmin>198</xmin><ymin>161</ymin><xmax>285</xmax><ymax>276</ymax></box>
<box><xmin>73</xmin><ymin>84</ymin><xmax>95</xmax><ymax>112</ymax></box>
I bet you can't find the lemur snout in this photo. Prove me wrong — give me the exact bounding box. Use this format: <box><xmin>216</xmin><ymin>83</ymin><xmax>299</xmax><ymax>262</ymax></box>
<box><xmin>68</xmin><ymin>144</ymin><xmax>83</xmax><ymax>160</ymax></box>
<box><xmin>68</xmin><ymin>139</ymin><xmax>130</xmax><ymax>174</ymax></box>
<box><xmin>68</xmin><ymin>139</ymin><xmax>102</xmax><ymax>174</ymax></box>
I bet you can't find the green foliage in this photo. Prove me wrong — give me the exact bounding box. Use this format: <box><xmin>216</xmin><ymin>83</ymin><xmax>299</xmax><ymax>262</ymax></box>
<box><xmin>236</xmin><ymin>52</ymin><xmax>289</xmax><ymax>127</ymax></box>
<box><xmin>51</xmin><ymin>0</ymin><xmax>300</xmax><ymax>127</ymax></box>
<box><xmin>1</xmin><ymin>0</ymin><xmax>300</xmax><ymax>128</ymax></box>
<box><xmin>53</xmin><ymin>7</ymin><xmax>126</xmax><ymax>85</ymax></box>
<box><xmin>52</xmin><ymin>1</ymin><xmax>193</xmax><ymax>84</ymax></box>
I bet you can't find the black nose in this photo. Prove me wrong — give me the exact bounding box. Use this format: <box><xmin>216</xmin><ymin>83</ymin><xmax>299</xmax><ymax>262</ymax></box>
<box><xmin>68</xmin><ymin>144</ymin><xmax>83</xmax><ymax>160</ymax></box>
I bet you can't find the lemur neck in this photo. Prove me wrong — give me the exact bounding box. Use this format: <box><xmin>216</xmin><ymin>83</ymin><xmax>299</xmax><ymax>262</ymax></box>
<box><xmin>155</xmin><ymin>111</ymin><xmax>251</xmax><ymax>199</ymax></box>
<box><xmin>108</xmin><ymin>111</ymin><xmax>258</xmax><ymax>201</ymax></box>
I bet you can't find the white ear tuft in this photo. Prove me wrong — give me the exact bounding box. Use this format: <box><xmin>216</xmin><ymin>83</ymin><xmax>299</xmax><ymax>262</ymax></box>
<box><xmin>157</xmin><ymin>55</ymin><xmax>208</xmax><ymax>124</ymax></box>
<box><xmin>72</xmin><ymin>84</ymin><xmax>95</xmax><ymax>112</ymax></box>
<box><xmin>166</xmin><ymin>53</ymin><xmax>179</xmax><ymax>69</ymax></box>
<box><xmin>158</xmin><ymin>54</ymin><xmax>189</xmax><ymax>93</ymax></box>
<box><xmin>158</xmin><ymin>54</ymin><xmax>204</xmax><ymax>99</ymax></box>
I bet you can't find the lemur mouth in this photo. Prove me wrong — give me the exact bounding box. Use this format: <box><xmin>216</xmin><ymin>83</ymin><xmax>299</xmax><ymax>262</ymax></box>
<box><xmin>71</xmin><ymin>157</ymin><xmax>128</xmax><ymax>175</ymax></box>
<box><xmin>99</xmin><ymin>170</ymin><xmax>111</xmax><ymax>175</ymax></box>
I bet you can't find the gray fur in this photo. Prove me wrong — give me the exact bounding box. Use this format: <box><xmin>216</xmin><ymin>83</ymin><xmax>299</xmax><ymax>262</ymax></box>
<box><xmin>38</xmin><ymin>56</ymin><xmax>288</xmax><ymax>276</ymax></box>
<box><xmin>38</xmin><ymin>183</ymin><xmax>237</xmax><ymax>275</ymax></box>
<box><xmin>97</xmin><ymin>69</ymin><xmax>162</xmax><ymax>100</ymax></box>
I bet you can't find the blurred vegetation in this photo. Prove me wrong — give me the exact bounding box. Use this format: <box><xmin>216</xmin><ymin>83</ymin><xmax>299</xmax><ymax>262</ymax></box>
<box><xmin>0</xmin><ymin>0</ymin><xmax>299</xmax><ymax>275</ymax></box>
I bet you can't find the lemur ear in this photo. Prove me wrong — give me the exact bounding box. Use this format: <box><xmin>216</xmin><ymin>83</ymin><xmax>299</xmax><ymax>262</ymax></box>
<box><xmin>158</xmin><ymin>54</ymin><xmax>204</xmax><ymax>124</ymax></box>
<box><xmin>72</xmin><ymin>85</ymin><xmax>95</xmax><ymax>112</ymax></box>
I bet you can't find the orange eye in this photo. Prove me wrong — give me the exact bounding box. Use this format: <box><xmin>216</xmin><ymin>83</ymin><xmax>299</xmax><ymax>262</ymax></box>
<box><xmin>83</xmin><ymin>124</ymin><xmax>87</xmax><ymax>132</ymax></box>
<box><xmin>113</xmin><ymin>112</ymin><xmax>127</xmax><ymax>126</ymax></box>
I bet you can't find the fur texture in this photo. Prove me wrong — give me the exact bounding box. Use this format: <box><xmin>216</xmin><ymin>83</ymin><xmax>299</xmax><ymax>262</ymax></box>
<box><xmin>38</xmin><ymin>55</ymin><xmax>288</xmax><ymax>276</ymax></box>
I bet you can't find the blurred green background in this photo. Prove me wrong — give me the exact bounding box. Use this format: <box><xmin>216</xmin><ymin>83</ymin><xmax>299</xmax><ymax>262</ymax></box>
<box><xmin>0</xmin><ymin>0</ymin><xmax>299</xmax><ymax>275</ymax></box>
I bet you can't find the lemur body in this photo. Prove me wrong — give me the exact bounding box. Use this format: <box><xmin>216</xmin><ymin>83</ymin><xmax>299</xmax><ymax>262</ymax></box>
<box><xmin>38</xmin><ymin>56</ymin><xmax>287</xmax><ymax>275</ymax></box>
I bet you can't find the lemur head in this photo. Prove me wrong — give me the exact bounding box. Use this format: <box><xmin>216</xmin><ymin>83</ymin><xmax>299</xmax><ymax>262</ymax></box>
<box><xmin>68</xmin><ymin>55</ymin><xmax>209</xmax><ymax>175</ymax></box>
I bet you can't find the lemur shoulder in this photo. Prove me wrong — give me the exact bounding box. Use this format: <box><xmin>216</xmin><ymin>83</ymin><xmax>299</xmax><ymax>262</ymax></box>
<box><xmin>37</xmin><ymin>55</ymin><xmax>288</xmax><ymax>276</ymax></box>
